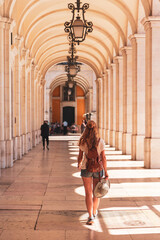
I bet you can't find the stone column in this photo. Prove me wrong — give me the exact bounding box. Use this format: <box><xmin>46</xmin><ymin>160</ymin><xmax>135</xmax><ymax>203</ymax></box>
<box><xmin>118</xmin><ymin>56</ymin><xmax>123</xmax><ymax>150</ymax></box>
<box><xmin>97</xmin><ymin>77</ymin><xmax>103</xmax><ymax>137</ymax></box>
<box><xmin>129</xmin><ymin>34</ymin><xmax>145</xmax><ymax>161</ymax></box>
<box><xmin>14</xmin><ymin>36</ymin><xmax>22</xmax><ymax>160</ymax></box>
<box><xmin>0</xmin><ymin>19</ymin><xmax>5</xmax><ymax>168</ymax></box>
<box><xmin>105</xmin><ymin>70</ymin><xmax>109</xmax><ymax>144</ymax></box>
<box><xmin>26</xmin><ymin>58</ymin><xmax>32</xmax><ymax>151</ymax></box>
<box><xmin>111</xmin><ymin>63</ymin><xmax>116</xmax><ymax>147</ymax></box>
<box><xmin>20</xmin><ymin>48</ymin><xmax>27</xmax><ymax>155</ymax></box>
<box><xmin>121</xmin><ymin>47</ymin><xmax>132</xmax><ymax>154</ymax></box>
<box><xmin>114</xmin><ymin>57</ymin><xmax>121</xmax><ymax>150</ymax></box>
<box><xmin>4</xmin><ymin>19</ymin><xmax>13</xmax><ymax>167</ymax></box>
<box><xmin>30</xmin><ymin>63</ymin><xmax>36</xmax><ymax>147</ymax></box>
<box><xmin>108</xmin><ymin>65</ymin><xmax>114</xmax><ymax>146</ymax></box>
<box><xmin>95</xmin><ymin>79</ymin><xmax>99</xmax><ymax>128</ymax></box>
<box><xmin>102</xmin><ymin>73</ymin><xmax>106</xmax><ymax>140</ymax></box>
<box><xmin>142</xmin><ymin>17</ymin><xmax>160</xmax><ymax>168</ymax></box>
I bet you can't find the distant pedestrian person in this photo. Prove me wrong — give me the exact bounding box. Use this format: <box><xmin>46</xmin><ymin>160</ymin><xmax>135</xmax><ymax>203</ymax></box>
<box><xmin>81</xmin><ymin>120</ymin><xmax>86</xmax><ymax>134</ymax></box>
<box><xmin>77</xmin><ymin>120</ymin><xmax>109</xmax><ymax>225</ymax></box>
<box><xmin>63</xmin><ymin>120</ymin><xmax>68</xmax><ymax>135</ymax></box>
<box><xmin>41</xmin><ymin>120</ymin><xmax>49</xmax><ymax>150</ymax></box>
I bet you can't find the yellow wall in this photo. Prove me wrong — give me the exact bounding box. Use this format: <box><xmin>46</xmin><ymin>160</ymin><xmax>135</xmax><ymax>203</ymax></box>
<box><xmin>52</xmin><ymin>86</ymin><xmax>60</xmax><ymax>97</ymax></box>
<box><xmin>52</xmin><ymin>99</ymin><xmax>60</xmax><ymax>123</ymax></box>
<box><xmin>77</xmin><ymin>98</ymin><xmax>85</xmax><ymax>125</ymax></box>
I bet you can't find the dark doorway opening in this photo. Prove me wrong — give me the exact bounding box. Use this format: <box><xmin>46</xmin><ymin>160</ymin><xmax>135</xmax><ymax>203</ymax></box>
<box><xmin>63</xmin><ymin>107</ymin><xmax>75</xmax><ymax>126</ymax></box>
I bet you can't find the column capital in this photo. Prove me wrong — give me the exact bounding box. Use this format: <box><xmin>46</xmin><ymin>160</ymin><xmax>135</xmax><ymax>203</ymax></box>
<box><xmin>113</xmin><ymin>55</ymin><xmax>123</xmax><ymax>64</ymax></box>
<box><xmin>120</xmin><ymin>46</ymin><xmax>132</xmax><ymax>56</ymax></box>
<box><xmin>141</xmin><ymin>16</ymin><xmax>160</xmax><ymax>30</ymax></box>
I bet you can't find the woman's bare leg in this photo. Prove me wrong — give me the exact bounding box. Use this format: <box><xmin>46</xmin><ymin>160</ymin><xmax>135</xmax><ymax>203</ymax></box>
<box><xmin>93</xmin><ymin>178</ymin><xmax>100</xmax><ymax>215</ymax></box>
<box><xmin>82</xmin><ymin>177</ymin><xmax>93</xmax><ymax>218</ymax></box>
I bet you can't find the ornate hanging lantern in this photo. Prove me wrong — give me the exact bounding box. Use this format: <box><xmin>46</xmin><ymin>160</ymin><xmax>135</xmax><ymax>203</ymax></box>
<box><xmin>64</xmin><ymin>0</ymin><xmax>93</xmax><ymax>44</ymax></box>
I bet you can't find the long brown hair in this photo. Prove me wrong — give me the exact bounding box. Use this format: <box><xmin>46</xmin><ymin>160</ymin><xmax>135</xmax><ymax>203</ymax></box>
<box><xmin>79</xmin><ymin>120</ymin><xmax>99</xmax><ymax>149</ymax></box>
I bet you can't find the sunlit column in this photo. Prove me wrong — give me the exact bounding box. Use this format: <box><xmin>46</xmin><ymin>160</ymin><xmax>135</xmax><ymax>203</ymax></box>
<box><xmin>117</xmin><ymin>56</ymin><xmax>123</xmax><ymax>150</ymax></box>
<box><xmin>114</xmin><ymin>57</ymin><xmax>121</xmax><ymax>150</ymax></box>
<box><xmin>130</xmin><ymin>34</ymin><xmax>145</xmax><ymax>161</ymax></box>
<box><xmin>20</xmin><ymin>48</ymin><xmax>27</xmax><ymax>155</ymax></box>
<box><xmin>0</xmin><ymin>20</ymin><xmax>5</xmax><ymax>168</ymax></box>
<box><xmin>98</xmin><ymin>77</ymin><xmax>103</xmax><ymax>137</ymax></box>
<box><xmin>26</xmin><ymin>58</ymin><xmax>32</xmax><ymax>151</ymax></box>
<box><xmin>13</xmin><ymin>36</ymin><xmax>22</xmax><ymax>160</ymax></box>
<box><xmin>108</xmin><ymin>65</ymin><xmax>114</xmax><ymax>146</ymax></box>
<box><xmin>95</xmin><ymin>79</ymin><xmax>99</xmax><ymax>128</ymax></box>
<box><xmin>105</xmin><ymin>69</ymin><xmax>109</xmax><ymax>144</ymax></box>
<box><xmin>4</xmin><ymin>20</ymin><xmax>13</xmax><ymax>167</ymax></box>
<box><xmin>30</xmin><ymin>63</ymin><xmax>36</xmax><ymax>147</ymax></box>
<box><xmin>121</xmin><ymin>47</ymin><xmax>132</xmax><ymax>154</ymax></box>
<box><xmin>102</xmin><ymin>73</ymin><xmax>106</xmax><ymax>140</ymax></box>
<box><xmin>111</xmin><ymin>63</ymin><xmax>116</xmax><ymax>147</ymax></box>
<box><xmin>142</xmin><ymin>17</ymin><xmax>160</xmax><ymax>168</ymax></box>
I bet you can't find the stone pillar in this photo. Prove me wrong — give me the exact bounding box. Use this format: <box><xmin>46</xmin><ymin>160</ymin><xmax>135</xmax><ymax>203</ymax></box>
<box><xmin>108</xmin><ymin>65</ymin><xmax>114</xmax><ymax>146</ymax></box>
<box><xmin>97</xmin><ymin>77</ymin><xmax>103</xmax><ymax>137</ymax></box>
<box><xmin>0</xmin><ymin>19</ymin><xmax>5</xmax><ymax>168</ymax></box>
<box><xmin>105</xmin><ymin>70</ymin><xmax>109</xmax><ymax>144</ymax></box>
<box><xmin>129</xmin><ymin>34</ymin><xmax>145</xmax><ymax>161</ymax></box>
<box><xmin>31</xmin><ymin>63</ymin><xmax>36</xmax><ymax>147</ymax></box>
<box><xmin>118</xmin><ymin>56</ymin><xmax>123</xmax><ymax>150</ymax></box>
<box><xmin>111</xmin><ymin>63</ymin><xmax>116</xmax><ymax>147</ymax></box>
<box><xmin>20</xmin><ymin>48</ymin><xmax>27</xmax><ymax>155</ymax></box>
<box><xmin>121</xmin><ymin>47</ymin><xmax>132</xmax><ymax>154</ymax></box>
<box><xmin>1</xmin><ymin>18</ymin><xmax>13</xmax><ymax>167</ymax></box>
<box><xmin>142</xmin><ymin>17</ymin><xmax>160</xmax><ymax>168</ymax></box>
<box><xmin>14</xmin><ymin>36</ymin><xmax>22</xmax><ymax>160</ymax></box>
<box><xmin>26</xmin><ymin>58</ymin><xmax>32</xmax><ymax>151</ymax></box>
<box><xmin>102</xmin><ymin>73</ymin><xmax>106</xmax><ymax>140</ymax></box>
<box><xmin>114</xmin><ymin>57</ymin><xmax>121</xmax><ymax>150</ymax></box>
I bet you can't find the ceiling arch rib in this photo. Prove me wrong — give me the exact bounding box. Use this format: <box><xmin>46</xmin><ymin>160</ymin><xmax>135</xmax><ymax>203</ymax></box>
<box><xmin>12</xmin><ymin>0</ymin><xmax>133</xmax><ymax>44</ymax></box>
<box><xmin>22</xmin><ymin>10</ymin><xmax>125</xmax><ymax>51</ymax></box>
<box><xmin>42</xmin><ymin>57</ymin><xmax>101</xmax><ymax>78</ymax></box>
<box><xmin>141</xmin><ymin>0</ymin><xmax>151</xmax><ymax>17</ymax></box>
<box><xmin>32</xmin><ymin>34</ymin><xmax>112</xmax><ymax>63</ymax></box>
<box><xmin>39</xmin><ymin>49</ymin><xmax>103</xmax><ymax>73</ymax></box>
<box><xmin>28</xmin><ymin>23</ymin><xmax>119</xmax><ymax>57</ymax></box>
<box><xmin>49</xmin><ymin>74</ymin><xmax>90</xmax><ymax>93</ymax></box>
<box><xmin>36</xmin><ymin>42</ymin><xmax>107</xmax><ymax>68</ymax></box>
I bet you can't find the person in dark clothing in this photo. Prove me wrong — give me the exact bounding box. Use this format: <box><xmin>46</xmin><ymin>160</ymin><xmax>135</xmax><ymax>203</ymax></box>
<box><xmin>41</xmin><ymin>121</ymin><xmax>49</xmax><ymax>150</ymax></box>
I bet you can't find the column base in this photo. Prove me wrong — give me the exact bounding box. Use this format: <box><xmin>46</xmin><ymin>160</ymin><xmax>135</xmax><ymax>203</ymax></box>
<box><xmin>98</xmin><ymin>128</ymin><xmax>103</xmax><ymax>138</ymax></box>
<box><xmin>6</xmin><ymin>140</ymin><xmax>13</xmax><ymax>168</ymax></box>
<box><xmin>118</xmin><ymin>131</ymin><xmax>123</xmax><ymax>150</ymax></box>
<box><xmin>32</xmin><ymin>131</ymin><xmax>36</xmax><ymax>147</ymax></box>
<box><xmin>126</xmin><ymin>133</ymin><xmax>131</xmax><ymax>155</ymax></box>
<box><xmin>105</xmin><ymin>130</ymin><xmax>109</xmax><ymax>145</ymax></box>
<box><xmin>144</xmin><ymin>137</ymin><xmax>160</xmax><ymax>168</ymax></box>
<box><xmin>17</xmin><ymin>136</ymin><xmax>22</xmax><ymax>160</ymax></box>
<box><xmin>132</xmin><ymin>135</ymin><xmax>144</xmax><ymax>161</ymax></box>
<box><xmin>24</xmin><ymin>134</ymin><xmax>28</xmax><ymax>154</ymax></box>
<box><xmin>13</xmin><ymin>137</ymin><xmax>17</xmax><ymax>161</ymax></box>
<box><xmin>115</xmin><ymin>131</ymin><xmax>119</xmax><ymax>150</ymax></box>
<box><xmin>0</xmin><ymin>140</ymin><xmax>6</xmax><ymax>168</ymax></box>
<box><xmin>101</xmin><ymin>128</ymin><xmax>106</xmax><ymax>140</ymax></box>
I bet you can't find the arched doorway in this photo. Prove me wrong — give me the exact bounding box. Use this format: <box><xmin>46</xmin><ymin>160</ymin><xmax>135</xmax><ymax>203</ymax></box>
<box><xmin>63</xmin><ymin>107</ymin><xmax>75</xmax><ymax>126</ymax></box>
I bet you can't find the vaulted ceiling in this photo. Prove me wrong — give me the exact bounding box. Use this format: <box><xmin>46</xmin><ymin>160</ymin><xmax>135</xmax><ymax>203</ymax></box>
<box><xmin>4</xmin><ymin>0</ymin><xmax>151</xmax><ymax>77</ymax></box>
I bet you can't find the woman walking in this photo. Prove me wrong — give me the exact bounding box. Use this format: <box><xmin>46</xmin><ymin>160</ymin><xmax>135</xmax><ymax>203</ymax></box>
<box><xmin>77</xmin><ymin>120</ymin><xmax>109</xmax><ymax>225</ymax></box>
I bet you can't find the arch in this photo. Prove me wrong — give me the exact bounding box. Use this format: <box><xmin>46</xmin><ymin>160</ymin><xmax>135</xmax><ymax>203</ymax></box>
<box><xmin>49</xmin><ymin>74</ymin><xmax>90</xmax><ymax>94</ymax></box>
<box><xmin>42</xmin><ymin>57</ymin><xmax>101</xmax><ymax>78</ymax></box>
<box><xmin>141</xmin><ymin>0</ymin><xmax>151</xmax><ymax>17</ymax></box>
<box><xmin>36</xmin><ymin>42</ymin><xmax>107</xmax><ymax>68</ymax></box>
<box><xmin>19</xmin><ymin>9</ymin><xmax>127</xmax><ymax>47</ymax></box>
<box><xmin>28</xmin><ymin>23</ymin><xmax>119</xmax><ymax>56</ymax></box>
<box><xmin>39</xmin><ymin>49</ymin><xmax>103</xmax><ymax>73</ymax></box>
<box><xmin>31</xmin><ymin>34</ymin><xmax>112</xmax><ymax>62</ymax></box>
